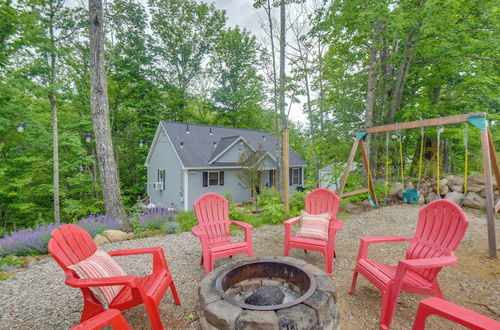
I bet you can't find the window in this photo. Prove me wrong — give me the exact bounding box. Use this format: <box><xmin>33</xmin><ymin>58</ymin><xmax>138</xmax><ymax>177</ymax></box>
<box><xmin>209</xmin><ymin>171</ymin><xmax>219</xmax><ymax>186</ymax></box>
<box><xmin>203</xmin><ymin>171</ymin><xmax>225</xmax><ymax>187</ymax></box>
<box><xmin>157</xmin><ymin>169</ymin><xmax>166</xmax><ymax>190</ymax></box>
<box><xmin>290</xmin><ymin>168</ymin><xmax>302</xmax><ymax>185</ymax></box>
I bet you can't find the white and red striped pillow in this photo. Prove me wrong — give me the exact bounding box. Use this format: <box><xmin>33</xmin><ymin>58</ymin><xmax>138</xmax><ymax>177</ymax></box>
<box><xmin>69</xmin><ymin>249</ymin><xmax>127</xmax><ymax>309</ymax></box>
<box><xmin>297</xmin><ymin>211</ymin><xmax>332</xmax><ymax>241</ymax></box>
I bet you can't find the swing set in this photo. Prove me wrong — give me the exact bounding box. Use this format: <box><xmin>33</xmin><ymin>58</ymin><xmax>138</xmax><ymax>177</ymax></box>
<box><xmin>337</xmin><ymin>112</ymin><xmax>500</xmax><ymax>258</ymax></box>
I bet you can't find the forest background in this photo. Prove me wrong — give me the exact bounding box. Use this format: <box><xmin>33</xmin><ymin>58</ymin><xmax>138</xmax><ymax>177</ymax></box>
<box><xmin>0</xmin><ymin>0</ymin><xmax>498</xmax><ymax>231</ymax></box>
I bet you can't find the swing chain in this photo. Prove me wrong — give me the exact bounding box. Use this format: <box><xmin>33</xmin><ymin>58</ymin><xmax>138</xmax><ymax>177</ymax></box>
<box><xmin>436</xmin><ymin>126</ymin><xmax>443</xmax><ymax>195</ymax></box>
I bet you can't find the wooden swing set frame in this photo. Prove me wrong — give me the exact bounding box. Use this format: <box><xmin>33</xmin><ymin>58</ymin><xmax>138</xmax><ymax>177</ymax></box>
<box><xmin>337</xmin><ymin>112</ymin><xmax>500</xmax><ymax>258</ymax></box>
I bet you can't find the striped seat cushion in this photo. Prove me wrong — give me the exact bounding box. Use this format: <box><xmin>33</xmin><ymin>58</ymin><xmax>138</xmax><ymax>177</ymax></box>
<box><xmin>69</xmin><ymin>249</ymin><xmax>127</xmax><ymax>309</ymax></box>
<box><xmin>296</xmin><ymin>211</ymin><xmax>332</xmax><ymax>241</ymax></box>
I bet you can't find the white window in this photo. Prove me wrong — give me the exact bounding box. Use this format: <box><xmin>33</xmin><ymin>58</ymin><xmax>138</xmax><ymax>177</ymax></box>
<box><xmin>209</xmin><ymin>171</ymin><xmax>219</xmax><ymax>186</ymax></box>
<box><xmin>157</xmin><ymin>169</ymin><xmax>166</xmax><ymax>190</ymax></box>
<box><xmin>291</xmin><ymin>168</ymin><xmax>302</xmax><ymax>185</ymax></box>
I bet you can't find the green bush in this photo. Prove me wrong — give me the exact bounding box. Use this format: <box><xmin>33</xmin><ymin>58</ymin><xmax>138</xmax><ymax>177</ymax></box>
<box><xmin>229</xmin><ymin>205</ymin><xmax>245</xmax><ymax>221</ymax></box>
<box><xmin>258</xmin><ymin>188</ymin><xmax>281</xmax><ymax>207</ymax></box>
<box><xmin>289</xmin><ymin>190</ymin><xmax>307</xmax><ymax>217</ymax></box>
<box><xmin>176</xmin><ymin>211</ymin><xmax>198</xmax><ymax>232</ymax></box>
<box><xmin>261</xmin><ymin>203</ymin><xmax>285</xmax><ymax>224</ymax></box>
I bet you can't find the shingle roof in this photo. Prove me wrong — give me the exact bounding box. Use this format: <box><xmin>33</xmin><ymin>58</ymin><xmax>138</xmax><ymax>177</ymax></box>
<box><xmin>160</xmin><ymin>121</ymin><xmax>306</xmax><ymax>168</ymax></box>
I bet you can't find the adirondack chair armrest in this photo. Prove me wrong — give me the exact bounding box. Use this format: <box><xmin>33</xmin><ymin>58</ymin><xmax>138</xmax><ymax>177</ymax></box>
<box><xmin>330</xmin><ymin>219</ymin><xmax>344</xmax><ymax>232</ymax></box>
<box><xmin>357</xmin><ymin>236</ymin><xmax>410</xmax><ymax>260</ymax></box>
<box><xmin>191</xmin><ymin>225</ymin><xmax>208</xmax><ymax>239</ymax></box>
<box><xmin>399</xmin><ymin>255</ymin><xmax>458</xmax><ymax>270</ymax></box>
<box><xmin>108</xmin><ymin>247</ymin><xmax>168</xmax><ymax>272</ymax></box>
<box><xmin>230</xmin><ymin>221</ymin><xmax>253</xmax><ymax>241</ymax></box>
<box><xmin>66</xmin><ymin>275</ymin><xmax>138</xmax><ymax>288</ymax></box>
<box><xmin>284</xmin><ymin>217</ymin><xmax>301</xmax><ymax>226</ymax></box>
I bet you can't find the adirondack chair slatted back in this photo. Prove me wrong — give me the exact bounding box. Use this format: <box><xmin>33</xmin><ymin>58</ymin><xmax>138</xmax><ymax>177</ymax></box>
<box><xmin>406</xmin><ymin>199</ymin><xmax>469</xmax><ymax>281</ymax></box>
<box><xmin>48</xmin><ymin>224</ymin><xmax>97</xmax><ymax>269</ymax></box>
<box><xmin>194</xmin><ymin>193</ymin><xmax>231</xmax><ymax>244</ymax></box>
<box><xmin>305</xmin><ymin>188</ymin><xmax>340</xmax><ymax>220</ymax></box>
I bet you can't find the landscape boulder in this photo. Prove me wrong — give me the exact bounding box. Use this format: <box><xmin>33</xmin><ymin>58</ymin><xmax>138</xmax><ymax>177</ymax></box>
<box><xmin>101</xmin><ymin>229</ymin><xmax>129</xmax><ymax>243</ymax></box>
<box><xmin>444</xmin><ymin>191</ymin><xmax>465</xmax><ymax>205</ymax></box>
<box><xmin>464</xmin><ymin>192</ymin><xmax>487</xmax><ymax>210</ymax></box>
<box><xmin>446</xmin><ymin>175</ymin><xmax>464</xmax><ymax>192</ymax></box>
<box><xmin>425</xmin><ymin>192</ymin><xmax>438</xmax><ymax>204</ymax></box>
<box><xmin>391</xmin><ymin>183</ymin><xmax>404</xmax><ymax>197</ymax></box>
<box><xmin>93</xmin><ymin>234</ymin><xmax>111</xmax><ymax>246</ymax></box>
<box><xmin>438</xmin><ymin>179</ymin><xmax>449</xmax><ymax>195</ymax></box>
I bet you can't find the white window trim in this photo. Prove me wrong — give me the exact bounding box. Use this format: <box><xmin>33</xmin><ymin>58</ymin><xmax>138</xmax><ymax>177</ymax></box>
<box><xmin>158</xmin><ymin>169</ymin><xmax>166</xmax><ymax>190</ymax></box>
<box><xmin>208</xmin><ymin>171</ymin><xmax>220</xmax><ymax>186</ymax></box>
<box><xmin>291</xmin><ymin>167</ymin><xmax>302</xmax><ymax>185</ymax></box>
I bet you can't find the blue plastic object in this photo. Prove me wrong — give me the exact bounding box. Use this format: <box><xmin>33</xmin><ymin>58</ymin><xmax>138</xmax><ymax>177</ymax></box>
<box><xmin>368</xmin><ymin>195</ymin><xmax>379</xmax><ymax>208</ymax></box>
<box><xmin>403</xmin><ymin>189</ymin><xmax>420</xmax><ymax>204</ymax></box>
<box><xmin>355</xmin><ymin>130</ymin><xmax>368</xmax><ymax>141</ymax></box>
<box><xmin>467</xmin><ymin>115</ymin><xmax>487</xmax><ymax>130</ymax></box>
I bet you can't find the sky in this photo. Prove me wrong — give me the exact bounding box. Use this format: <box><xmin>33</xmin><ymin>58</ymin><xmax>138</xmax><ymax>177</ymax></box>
<box><xmin>205</xmin><ymin>0</ymin><xmax>309</xmax><ymax>124</ymax></box>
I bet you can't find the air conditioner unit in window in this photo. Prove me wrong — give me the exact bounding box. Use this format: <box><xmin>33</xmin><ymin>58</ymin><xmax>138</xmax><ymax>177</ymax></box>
<box><xmin>152</xmin><ymin>182</ymin><xmax>164</xmax><ymax>190</ymax></box>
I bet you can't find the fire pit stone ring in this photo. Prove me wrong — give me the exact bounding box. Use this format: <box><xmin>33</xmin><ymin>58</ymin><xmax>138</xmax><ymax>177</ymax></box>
<box><xmin>198</xmin><ymin>256</ymin><xmax>340</xmax><ymax>330</ymax></box>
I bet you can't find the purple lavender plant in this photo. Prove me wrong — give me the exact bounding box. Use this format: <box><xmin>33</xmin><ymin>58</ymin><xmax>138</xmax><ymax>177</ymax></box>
<box><xmin>77</xmin><ymin>214</ymin><xmax>122</xmax><ymax>237</ymax></box>
<box><xmin>0</xmin><ymin>223</ymin><xmax>62</xmax><ymax>256</ymax></box>
<box><xmin>136</xmin><ymin>207</ymin><xmax>176</xmax><ymax>230</ymax></box>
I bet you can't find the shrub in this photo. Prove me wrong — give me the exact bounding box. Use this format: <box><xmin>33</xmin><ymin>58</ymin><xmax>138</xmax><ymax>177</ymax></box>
<box><xmin>176</xmin><ymin>211</ymin><xmax>198</xmax><ymax>232</ymax></box>
<box><xmin>261</xmin><ymin>203</ymin><xmax>285</xmax><ymax>225</ymax></box>
<box><xmin>289</xmin><ymin>190</ymin><xmax>307</xmax><ymax>217</ymax></box>
<box><xmin>0</xmin><ymin>223</ymin><xmax>61</xmax><ymax>256</ymax></box>
<box><xmin>136</xmin><ymin>207</ymin><xmax>176</xmax><ymax>230</ymax></box>
<box><xmin>229</xmin><ymin>205</ymin><xmax>245</xmax><ymax>221</ymax></box>
<box><xmin>258</xmin><ymin>188</ymin><xmax>281</xmax><ymax>207</ymax></box>
<box><xmin>77</xmin><ymin>214</ymin><xmax>122</xmax><ymax>237</ymax></box>
<box><xmin>165</xmin><ymin>221</ymin><xmax>181</xmax><ymax>234</ymax></box>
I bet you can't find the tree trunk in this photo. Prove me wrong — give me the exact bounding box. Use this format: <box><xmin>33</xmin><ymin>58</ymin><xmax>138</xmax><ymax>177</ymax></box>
<box><xmin>264</xmin><ymin>0</ymin><xmax>281</xmax><ymax>195</ymax></box>
<box><xmin>278</xmin><ymin>0</ymin><xmax>286</xmax><ymax>199</ymax></box>
<box><xmin>365</xmin><ymin>28</ymin><xmax>380</xmax><ymax>160</ymax></box>
<box><xmin>49</xmin><ymin>3</ymin><xmax>60</xmax><ymax>224</ymax></box>
<box><xmin>389</xmin><ymin>29</ymin><xmax>416</xmax><ymax>121</ymax></box>
<box><xmin>317</xmin><ymin>41</ymin><xmax>325</xmax><ymax>134</ymax></box>
<box><xmin>88</xmin><ymin>0</ymin><xmax>131</xmax><ymax>231</ymax></box>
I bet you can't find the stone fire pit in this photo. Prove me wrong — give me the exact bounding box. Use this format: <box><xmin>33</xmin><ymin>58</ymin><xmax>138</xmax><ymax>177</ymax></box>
<box><xmin>198</xmin><ymin>256</ymin><xmax>340</xmax><ymax>329</ymax></box>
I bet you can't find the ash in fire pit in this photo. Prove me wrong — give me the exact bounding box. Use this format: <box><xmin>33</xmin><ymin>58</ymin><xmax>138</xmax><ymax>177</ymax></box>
<box><xmin>244</xmin><ymin>285</ymin><xmax>284</xmax><ymax>306</ymax></box>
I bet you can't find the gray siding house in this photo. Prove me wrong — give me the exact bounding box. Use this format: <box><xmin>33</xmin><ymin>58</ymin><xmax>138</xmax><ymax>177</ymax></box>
<box><xmin>145</xmin><ymin>121</ymin><xmax>307</xmax><ymax>211</ymax></box>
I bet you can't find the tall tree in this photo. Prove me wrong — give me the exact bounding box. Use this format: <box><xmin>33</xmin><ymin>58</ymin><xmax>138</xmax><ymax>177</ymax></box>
<box><xmin>88</xmin><ymin>0</ymin><xmax>131</xmax><ymax>230</ymax></box>
<box><xmin>210</xmin><ymin>27</ymin><xmax>267</xmax><ymax>129</ymax></box>
<box><xmin>149</xmin><ymin>0</ymin><xmax>226</xmax><ymax>106</ymax></box>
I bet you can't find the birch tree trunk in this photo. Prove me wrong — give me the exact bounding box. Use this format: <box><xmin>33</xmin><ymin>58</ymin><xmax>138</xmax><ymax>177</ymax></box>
<box><xmin>88</xmin><ymin>0</ymin><xmax>131</xmax><ymax>231</ymax></box>
<box><xmin>49</xmin><ymin>16</ymin><xmax>60</xmax><ymax>223</ymax></box>
<box><xmin>278</xmin><ymin>0</ymin><xmax>286</xmax><ymax>198</ymax></box>
<box><xmin>264</xmin><ymin>0</ymin><xmax>282</xmax><ymax>194</ymax></box>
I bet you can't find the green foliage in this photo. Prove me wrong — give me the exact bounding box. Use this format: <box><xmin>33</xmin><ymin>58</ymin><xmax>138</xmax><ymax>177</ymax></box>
<box><xmin>289</xmin><ymin>190</ymin><xmax>307</xmax><ymax>217</ymax></box>
<box><xmin>261</xmin><ymin>203</ymin><xmax>285</xmax><ymax>225</ymax></box>
<box><xmin>257</xmin><ymin>188</ymin><xmax>281</xmax><ymax>207</ymax></box>
<box><xmin>175</xmin><ymin>211</ymin><xmax>198</xmax><ymax>232</ymax></box>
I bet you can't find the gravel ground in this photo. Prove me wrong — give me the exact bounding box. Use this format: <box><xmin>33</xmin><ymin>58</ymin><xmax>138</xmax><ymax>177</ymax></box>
<box><xmin>0</xmin><ymin>205</ymin><xmax>498</xmax><ymax>329</ymax></box>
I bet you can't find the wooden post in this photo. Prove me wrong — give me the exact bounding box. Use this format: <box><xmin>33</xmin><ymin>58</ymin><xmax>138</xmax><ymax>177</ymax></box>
<box><xmin>480</xmin><ymin>128</ymin><xmax>497</xmax><ymax>258</ymax></box>
<box><xmin>337</xmin><ymin>141</ymin><xmax>359</xmax><ymax>196</ymax></box>
<box><xmin>360</xmin><ymin>139</ymin><xmax>379</xmax><ymax>207</ymax></box>
<box><xmin>487</xmin><ymin>129</ymin><xmax>500</xmax><ymax>195</ymax></box>
<box><xmin>283</xmin><ymin>128</ymin><xmax>290</xmax><ymax>217</ymax></box>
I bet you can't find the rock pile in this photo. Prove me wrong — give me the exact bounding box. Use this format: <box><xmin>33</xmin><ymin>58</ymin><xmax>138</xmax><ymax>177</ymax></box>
<box><xmin>389</xmin><ymin>175</ymin><xmax>498</xmax><ymax>210</ymax></box>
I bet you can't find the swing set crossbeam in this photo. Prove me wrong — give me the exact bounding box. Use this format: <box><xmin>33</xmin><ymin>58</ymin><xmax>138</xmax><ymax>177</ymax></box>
<box><xmin>357</xmin><ymin>112</ymin><xmax>486</xmax><ymax>134</ymax></box>
<box><xmin>337</xmin><ymin>112</ymin><xmax>499</xmax><ymax>259</ymax></box>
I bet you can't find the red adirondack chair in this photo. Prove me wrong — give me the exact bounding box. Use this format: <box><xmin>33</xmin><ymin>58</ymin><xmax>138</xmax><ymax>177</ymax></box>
<box><xmin>49</xmin><ymin>224</ymin><xmax>180</xmax><ymax>330</ymax></box>
<box><xmin>284</xmin><ymin>188</ymin><xmax>344</xmax><ymax>275</ymax></box>
<box><xmin>70</xmin><ymin>309</ymin><xmax>130</xmax><ymax>330</ymax></box>
<box><xmin>412</xmin><ymin>297</ymin><xmax>500</xmax><ymax>330</ymax></box>
<box><xmin>192</xmin><ymin>193</ymin><xmax>254</xmax><ymax>274</ymax></box>
<box><xmin>349</xmin><ymin>199</ymin><xmax>469</xmax><ymax>330</ymax></box>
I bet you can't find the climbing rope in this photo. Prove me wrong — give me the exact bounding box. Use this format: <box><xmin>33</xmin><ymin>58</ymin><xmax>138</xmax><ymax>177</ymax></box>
<box><xmin>417</xmin><ymin>126</ymin><xmax>425</xmax><ymax>190</ymax></box>
<box><xmin>398</xmin><ymin>130</ymin><xmax>404</xmax><ymax>183</ymax></box>
<box><xmin>385</xmin><ymin>131</ymin><xmax>390</xmax><ymax>199</ymax></box>
<box><xmin>463</xmin><ymin>124</ymin><xmax>468</xmax><ymax>194</ymax></box>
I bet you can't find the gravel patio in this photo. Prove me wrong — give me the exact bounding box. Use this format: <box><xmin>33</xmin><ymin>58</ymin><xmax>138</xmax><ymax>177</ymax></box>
<box><xmin>0</xmin><ymin>204</ymin><xmax>498</xmax><ymax>329</ymax></box>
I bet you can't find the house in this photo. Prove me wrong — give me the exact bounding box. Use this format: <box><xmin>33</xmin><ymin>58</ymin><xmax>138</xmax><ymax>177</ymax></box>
<box><xmin>145</xmin><ymin>121</ymin><xmax>307</xmax><ymax>210</ymax></box>
<box><xmin>319</xmin><ymin>162</ymin><xmax>358</xmax><ymax>192</ymax></box>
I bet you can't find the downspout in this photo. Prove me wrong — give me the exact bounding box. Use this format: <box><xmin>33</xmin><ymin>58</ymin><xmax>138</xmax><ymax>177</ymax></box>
<box><xmin>183</xmin><ymin>169</ymin><xmax>189</xmax><ymax>211</ymax></box>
